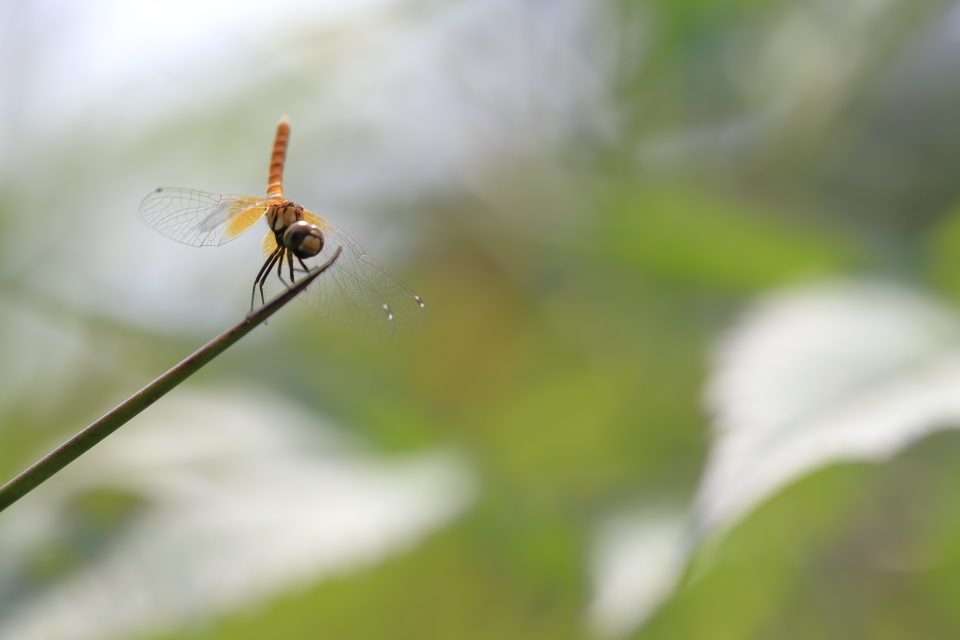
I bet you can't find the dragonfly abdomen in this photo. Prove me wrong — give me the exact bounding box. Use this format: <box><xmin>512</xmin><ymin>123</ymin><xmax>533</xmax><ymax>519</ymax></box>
<box><xmin>266</xmin><ymin>117</ymin><xmax>290</xmax><ymax>202</ymax></box>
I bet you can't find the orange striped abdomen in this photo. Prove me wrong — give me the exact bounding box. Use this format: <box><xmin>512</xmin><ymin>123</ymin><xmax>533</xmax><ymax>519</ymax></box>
<box><xmin>266</xmin><ymin>117</ymin><xmax>290</xmax><ymax>201</ymax></box>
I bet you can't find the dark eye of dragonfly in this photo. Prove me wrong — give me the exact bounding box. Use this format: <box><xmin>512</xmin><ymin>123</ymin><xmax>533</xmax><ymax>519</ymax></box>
<box><xmin>282</xmin><ymin>220</ymin><xmax>324</xmax><ymax>259</ymax></box>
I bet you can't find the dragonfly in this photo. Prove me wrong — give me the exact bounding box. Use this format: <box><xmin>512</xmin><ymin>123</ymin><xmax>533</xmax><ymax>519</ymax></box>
<box><xmin>140</xmin><ymin>117</ymin><xmax>426</xmax><ymax>341</ymax></box>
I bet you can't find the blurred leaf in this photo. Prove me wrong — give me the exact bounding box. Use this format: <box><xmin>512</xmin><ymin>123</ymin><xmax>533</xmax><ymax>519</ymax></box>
<box><xmin>23</xmin><ymin>488</ymin><xmax>147</xmax><ymax>584</ymax></box>
<box><xmin>591</xmin><ymin>279</ymin><xmax>960</xmax><ymax>637</ymax></box>
<box><xmin>696</xmin><ymin>280</ymin><xmax>960</xmax><ymax>542</ymax></box>
<box><xmin>0</xmin><ymin>388</ymin><xmax>473</xmax><ymax>640</ymax></box>
<box><xmin>641</xmin><ymin>462</ymin><xmax>875</xmax><ymax>640</ymax></box>
<box><xmin>150</xmin><ymin>524</ymin><xmax>586</xmax><ymax>640</ymax></box>
<box><xmin>618</xmin><ymin>0</ymin><xmax>779</xmax><ymax>71</ymax></box>
<box><xmin>644</xmin><ymin>431</ymin><xmax>960</xmax><ymax>639</ymax></box>
<box><xmin>587</xmin><ymin>506</ymin><xmax>687</xmax><ymax>638</ymax></box>
<box><xmin>923</xmin><ymin>199</ymin><xmax>960</xmax><ymax>301</ymax></box>
<box><xmin>599</xmin><ymin>186</ymin><xmax>858</xmax><ymax>290</ymax></box>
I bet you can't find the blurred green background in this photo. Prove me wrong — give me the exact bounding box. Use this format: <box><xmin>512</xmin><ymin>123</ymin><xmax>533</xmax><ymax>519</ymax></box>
<box><xmin>5</xmin><ymin>0</ymin><xmax>960</xmax><ymax>638</ymax></box>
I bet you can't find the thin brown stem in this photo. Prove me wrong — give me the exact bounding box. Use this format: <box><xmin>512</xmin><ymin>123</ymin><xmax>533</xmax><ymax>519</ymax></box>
<box><xmin>0</xmin><ymin>247</ymin><xmax>342</xmax><ymax>514</ymax></box>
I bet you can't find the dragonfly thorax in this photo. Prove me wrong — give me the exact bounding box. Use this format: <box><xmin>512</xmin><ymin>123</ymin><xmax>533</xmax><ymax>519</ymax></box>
<box><xmin>283</xmin><ymin>220</ymin><xmax>324</xmax><ymax>258</ymax></box>
<box><xmin>266</xmin><ymin>201</ymin><xmax>323</xmax><ymax>258</ymax></box>
<box><xmin>266</xmin><ymin>201</ymin><xmax>304</xmax><ymax>233</ymax></box>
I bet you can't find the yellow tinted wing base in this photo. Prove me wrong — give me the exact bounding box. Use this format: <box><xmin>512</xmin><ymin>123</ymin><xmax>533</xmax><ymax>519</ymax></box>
<box><xmin>224</xmin><ymin>204</ymin><xmax>268</xmax><ymax>240</ymax></box>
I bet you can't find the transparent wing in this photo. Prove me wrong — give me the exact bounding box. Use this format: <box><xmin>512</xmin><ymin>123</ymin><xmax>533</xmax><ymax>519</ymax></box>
<box><xmin>140</xmin><ymin>187</ymin><xmax>267</xmax><ymax>247</ymax></box>
<box><xmin>260</xmin><ymin>211</ymin><xmax>426</xmax><ymax>341</ymax></box>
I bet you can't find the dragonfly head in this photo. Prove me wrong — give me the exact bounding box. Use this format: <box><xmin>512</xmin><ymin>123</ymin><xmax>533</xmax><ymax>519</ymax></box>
<box><xmin>283</xmin><ymin>220</ymin><xmax>324</xmax><ymax>258</ymax></box>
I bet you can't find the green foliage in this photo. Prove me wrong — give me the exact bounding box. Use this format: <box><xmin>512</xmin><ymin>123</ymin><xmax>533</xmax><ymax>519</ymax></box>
<box><xmin>923</xmin><ymin>198</ymin><xmax>960</xmax><ymax>302</ymax></box>
<box><xmin>151</xmin><ymin>525</ymin><xmax>585</xmax><ymax>640</ymax></box>
<box><xmin>600</xmin><ymin>185</ymin><xmax>859</xmax><ymax>290</ymax></box>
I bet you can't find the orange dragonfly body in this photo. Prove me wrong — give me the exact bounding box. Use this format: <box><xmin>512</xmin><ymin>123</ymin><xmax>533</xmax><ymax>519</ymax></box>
<box><xmin>140</xmin><ymin>118</ymin><xmax>425</xmax><ymax>341</ymax></box>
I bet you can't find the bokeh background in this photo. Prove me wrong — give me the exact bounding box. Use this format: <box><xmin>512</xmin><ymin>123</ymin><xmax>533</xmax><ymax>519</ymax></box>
<box><xmin>6</xmin><ymin>0</ymin><xmax>960</xmax><ymax>638</ymax></box>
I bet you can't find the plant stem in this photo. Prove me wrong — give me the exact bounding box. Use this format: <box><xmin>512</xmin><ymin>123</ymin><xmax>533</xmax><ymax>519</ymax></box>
<box><xmin>0</xmin><ymin>247</ymin><xmax>342</xmax><ymax>513</ymax></box>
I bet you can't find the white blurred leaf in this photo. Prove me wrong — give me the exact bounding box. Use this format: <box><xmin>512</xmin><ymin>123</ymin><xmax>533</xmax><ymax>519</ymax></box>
<box><xmin>587</xmin><ymin>279</ymin><xmax>960</xmax><ymax>638</ymax></box>
<box><xmin>695</xmin><ymin>280</ymin><xmax>960</xmax><ymax>540</ymax></box>
<box><xmin>0</xmin><ymin>386</ymin><xmax>474</xmax><ymax>640</ymax></box>
<box><xmin>586</xmin><ymin>506</ymin><xmax>687</xmax><ymax>639</ymax></box>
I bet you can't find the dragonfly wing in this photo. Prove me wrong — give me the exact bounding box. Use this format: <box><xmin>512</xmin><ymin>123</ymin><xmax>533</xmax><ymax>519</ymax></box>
<box><xmin>260</xmin><ymin>227</ymin><xmax>392</xmax><ymax>340</ymax></box>
<box><xmin>262</xmin><ymin>229</ymin><xmax>279</xmax><ymax>257</ymax></box>
<box><xmin>257</xmin><ymin>212</ymin><xmax>425</xmax><ymax>341</ymax></box>
<box><xmin>259</xmin><ymin>211</ymin><xmax>424</xmax><ymax>341</ymax></box>
<box><xmin>140</xmin><ymin>187</ymin><xmax>267</xmax><ymax>247</ymax></box>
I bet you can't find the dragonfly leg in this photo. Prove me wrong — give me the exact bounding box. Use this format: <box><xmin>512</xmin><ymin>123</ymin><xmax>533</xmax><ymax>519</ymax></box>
<box><xmin>262</xmin><ymin>248</ymin><xmax>285</xmax><ymax>304</ymax></box>
<box><xmin>276</xmin><ymin>247</ymin><xmax>289</xmax><ymax>286</ymax></box>
<box><xmin>287</xmin><ymin>249</ymin><xmax>296</xmax><ymax>283</ymax></box>
<box><xmin>296</xmin><ymin>255</ymin><xmax>310</xmax><ymax>274</ymax></box>
<box><xmin>251</xmin><ymin>247</ymin><xmax>284</xmax><ymax>311</ymax></box>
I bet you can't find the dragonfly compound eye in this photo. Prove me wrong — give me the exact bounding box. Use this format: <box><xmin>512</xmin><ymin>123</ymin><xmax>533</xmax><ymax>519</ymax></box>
<box><xmin>283</xmin><ymin>220</ymin><xmax>324</xmax><ymax>258</ymax></box>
